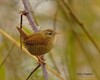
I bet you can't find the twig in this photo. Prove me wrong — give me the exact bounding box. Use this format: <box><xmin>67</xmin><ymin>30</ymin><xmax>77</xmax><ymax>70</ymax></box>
<box><xmin>41</xmin><ymin>63</ymin><xmax>48</xmax><ymax>80</ymax></box>
<box><xmin>22</xmin><ymin>0</ymin><xmax>38</xmax><ymax>32</ymax></box>
<box><xmin>26</xmin><ymin>64</ymin><xmax>41</xmax><ymax>80</ymax></box>
<box><xmin>21</xmin><ymin>0</ymin><xmax>48</xmax><ymax>80</ymax></box>
<box><xmin>20</xmin><ymin>14</ymin><xmax>23</xmax><ymax>49</ymax></box>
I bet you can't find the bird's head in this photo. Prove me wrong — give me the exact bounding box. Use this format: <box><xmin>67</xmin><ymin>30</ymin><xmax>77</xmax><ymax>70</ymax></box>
<box><xmin>42</xmin><ymin>29</ymin><xmax>57</xmax><ymax>39</ymax></box>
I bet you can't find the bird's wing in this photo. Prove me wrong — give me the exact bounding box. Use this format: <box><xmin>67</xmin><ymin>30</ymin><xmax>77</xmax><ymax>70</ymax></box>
<box><xmin>24</xmin><ymin>34</ymin><xmax>47</xmax><ymax>45</ymax></box>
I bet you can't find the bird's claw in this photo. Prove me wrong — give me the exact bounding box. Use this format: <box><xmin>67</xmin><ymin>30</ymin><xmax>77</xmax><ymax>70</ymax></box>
<box><xmin>37</xmin><ymin>56</ymin><xmax>46</xmax><ymax>64</ymax></box>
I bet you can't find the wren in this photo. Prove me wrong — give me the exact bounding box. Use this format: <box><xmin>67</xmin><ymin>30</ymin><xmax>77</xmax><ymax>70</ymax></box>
<box><xmin>17</xmin><ymin>27</ymin><xmax>57</xmax><ymax>62</ymax></box>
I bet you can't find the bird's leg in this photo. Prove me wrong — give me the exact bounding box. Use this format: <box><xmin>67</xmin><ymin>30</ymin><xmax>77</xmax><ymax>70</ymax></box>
<box><xmin>36</xmin><ymin>55</ymin><xmax>46</xmax><ymax>64</ymax></box>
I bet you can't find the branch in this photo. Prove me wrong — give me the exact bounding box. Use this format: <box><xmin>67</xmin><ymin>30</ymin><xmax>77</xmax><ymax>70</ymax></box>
<box><xmin>26</xmin><ymin>64</ymin><xmax>41</xmax><ymax>80</ymax></box>
<box><xmin>22</xmin><ymin>0</ymin><xmax>38</xmax><ymax>32</ymax></box>
<box><xmin>41</xmin><ymin>63</ymin><xmax>48</xmax><ymax>80</ymax></box>
<box><xmin>21</xmin><ymin>0</ymin><xmax>48</xmax><ymax>80</ymax></box>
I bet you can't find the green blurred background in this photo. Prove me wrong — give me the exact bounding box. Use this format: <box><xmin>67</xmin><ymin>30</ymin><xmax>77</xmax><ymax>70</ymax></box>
<box><xmin>0</xmin><ymin>0</ymin><xmax>100</xmax><ymax>80</ymax></box>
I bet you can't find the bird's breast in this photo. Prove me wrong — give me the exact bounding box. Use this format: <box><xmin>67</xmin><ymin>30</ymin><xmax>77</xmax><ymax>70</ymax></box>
<box><xmin>24</xmin><ymin>39</ymin><xmax>53</xmax><ymax>55</ymax></box>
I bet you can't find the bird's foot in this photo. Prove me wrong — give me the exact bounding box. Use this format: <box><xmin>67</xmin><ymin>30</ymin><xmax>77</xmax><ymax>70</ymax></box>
<box><xmin>36</xmin><ymin>56</ymin><xmax>46</xmax><ymax>64</ymax></box>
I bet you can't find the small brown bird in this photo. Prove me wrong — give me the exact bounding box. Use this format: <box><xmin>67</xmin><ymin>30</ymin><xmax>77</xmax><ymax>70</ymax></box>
<box><xmin>17</xmin><ymin>27</ymin><xmax>57</xmax><ymax>62</ymax></box>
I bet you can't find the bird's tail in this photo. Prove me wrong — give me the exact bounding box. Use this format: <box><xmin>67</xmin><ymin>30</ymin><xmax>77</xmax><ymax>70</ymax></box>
<box><xmin>17</xmin><ymin>26</ymin><xmax>28</xmax><ymax>40</ymax></box>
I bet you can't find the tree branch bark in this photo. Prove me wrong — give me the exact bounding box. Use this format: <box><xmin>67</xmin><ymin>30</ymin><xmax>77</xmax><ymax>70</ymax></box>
<box><xmin>21</xmin><ymin>0</ymin><xmax>48</xmax><ymax>80</ymax></box>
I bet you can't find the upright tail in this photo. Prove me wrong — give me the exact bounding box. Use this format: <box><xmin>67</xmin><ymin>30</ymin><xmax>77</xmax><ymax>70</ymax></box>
<box><xmin>17</xmin><ymin>26</ymin><xmax>28</xmax><ymax>40</ymax></box>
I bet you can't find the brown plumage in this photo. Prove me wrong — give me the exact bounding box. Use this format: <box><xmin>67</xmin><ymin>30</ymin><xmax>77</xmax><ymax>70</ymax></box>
<box><xmin>17</xmin><ymin>27</ymin><xmax>56</xmax><ymax>56</ymax></box>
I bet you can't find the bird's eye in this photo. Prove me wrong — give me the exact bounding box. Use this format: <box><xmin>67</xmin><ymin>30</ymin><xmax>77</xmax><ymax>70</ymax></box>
<box><xmin>48</xmin><ymin>32</ymin><xmax>52</xmax><ymax>35</ymax></box>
